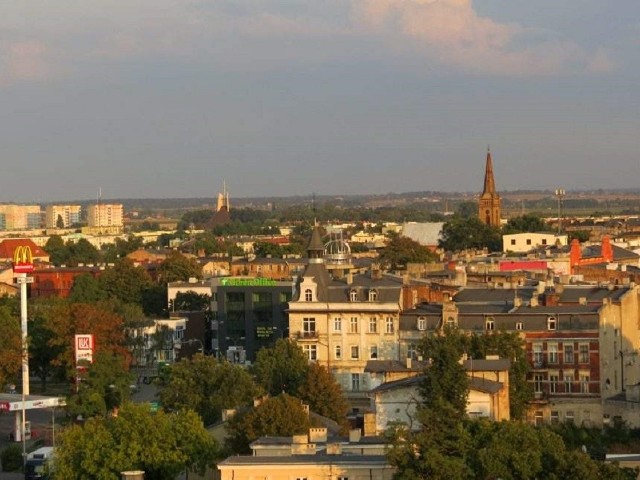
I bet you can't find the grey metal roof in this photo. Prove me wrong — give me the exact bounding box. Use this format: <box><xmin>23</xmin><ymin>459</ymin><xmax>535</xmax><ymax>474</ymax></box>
<box><xmin>454</xmin><ymin>287</ymin><xmax>536</xmax><ymax>304</ymax></box>
<box><xmin>401</xmin><ymin>222</ymin><xmax>444</xmax><ymax>246</ymax></box>
<box><xmin>463</xmin><ymin>358</ymin><xmax>511</xmax><ymax>372</ymax></box>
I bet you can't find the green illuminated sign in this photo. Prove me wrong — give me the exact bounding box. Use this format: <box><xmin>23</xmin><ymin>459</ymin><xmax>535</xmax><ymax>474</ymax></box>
<box><xmin>220</xmin><ymin>278</ymin><xmax>277</xmax><ymax>287</ymax></box>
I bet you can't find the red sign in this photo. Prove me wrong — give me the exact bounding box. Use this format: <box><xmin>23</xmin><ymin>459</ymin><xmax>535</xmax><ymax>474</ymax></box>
<box><xmin>75</xmin><ymin>334</ymin><xmax>94</xmax><ymax>365</ymax></box>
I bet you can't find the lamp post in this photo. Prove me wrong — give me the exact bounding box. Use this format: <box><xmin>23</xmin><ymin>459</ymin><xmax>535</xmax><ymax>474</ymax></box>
<box><xmin>555</xmin><ymin>189</ymin><xmax>566</xmax><ymax>234</ymax></box>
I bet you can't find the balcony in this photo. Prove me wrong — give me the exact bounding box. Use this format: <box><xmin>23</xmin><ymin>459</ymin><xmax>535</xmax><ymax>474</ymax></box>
<box><xmin>297</xmin><ymin>330</ymin><xmax>319</xmax><ymax>341</ymax></box>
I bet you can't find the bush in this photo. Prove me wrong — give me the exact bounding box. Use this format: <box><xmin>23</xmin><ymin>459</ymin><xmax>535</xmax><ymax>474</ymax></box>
<box><xmin>1</xmin><ymin>443</ymin><xmax>23</xmax><ymax>472</ymax></box>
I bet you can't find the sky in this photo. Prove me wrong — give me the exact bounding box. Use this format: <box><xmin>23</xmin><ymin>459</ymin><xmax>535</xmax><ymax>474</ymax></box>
<box><xmin>1</xmin><ymin>0</ymin><xmax>639</xmax><ymax>203</ymax></box>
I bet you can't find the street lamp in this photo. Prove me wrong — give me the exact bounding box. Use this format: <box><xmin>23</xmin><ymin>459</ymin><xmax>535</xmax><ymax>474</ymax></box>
<box><xmin>555</xmin><ymin>189</ymin><xmax>566</xmax><ymax>234</ymax></box>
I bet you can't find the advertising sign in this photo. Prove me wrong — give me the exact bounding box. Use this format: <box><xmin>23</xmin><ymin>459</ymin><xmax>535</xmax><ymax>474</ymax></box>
<box><xmin>75</xmin><ymin>334</ymin><xmax>94</xmax><ymax>365</ymax></box>
<box><xmin>12</xmin><ymin>245</ymin><xmax>34</xmax><ymax>274</ymax></box>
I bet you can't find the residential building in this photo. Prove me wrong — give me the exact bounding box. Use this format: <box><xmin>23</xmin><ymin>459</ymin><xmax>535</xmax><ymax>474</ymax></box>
<box><xmin>45</xmin><ymin>205</ymin><xmax>81</xmax><ymax>229</ymax></box>
<box><xmin>503</xmin><ymin>232</ymin><xmax>568</xmax><ymax>253</ymax></box>
<box><xmin>0</xmin><ymin>205</ymin><xmax>42</xmax><ymax>230</ymax></box>
<box><xmin>478</xmin><ymin>148</ymin><xmax>501</xmax><ymax>227</ymax></box>
<box><xmin>230</xmin><ymin>256</ymin><xmax>305</xmax><ymax>280</ymax></box>
<box><xmin>86</xmin><ymin>203</ymin><xmax>124</xmax><ymax>232</ymax></box>
<box><xmin>399</xmin><ymin>282</ymin><xmax>640</xmax><ymax>427</ymax></box>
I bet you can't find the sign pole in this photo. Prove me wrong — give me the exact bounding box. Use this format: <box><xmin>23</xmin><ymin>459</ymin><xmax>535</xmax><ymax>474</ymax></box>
<box><xmin>19</xmin><ymin>272</ymin><xmax>29</xmax><ymax>467</ymax></box>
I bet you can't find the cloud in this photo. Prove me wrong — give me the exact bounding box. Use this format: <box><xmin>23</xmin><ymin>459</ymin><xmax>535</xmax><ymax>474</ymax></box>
<box><xmin>352</xmin><ymin>0</ymin><xmax>614</xmax><ymax>75</ymax></box>
<box><xmin>0</xmin><ymin>41</ymin><xmax>57</xmax><ymax>85</ymax></box>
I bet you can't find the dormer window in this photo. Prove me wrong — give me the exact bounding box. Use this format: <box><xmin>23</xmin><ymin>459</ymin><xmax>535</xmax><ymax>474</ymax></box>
<box><xmin>547</xmin><ymin>316</ymin><xmax>557</xmax><ymax>331</ymax></box>
<box><xmin>486</xmin><ymin>317</ymin><xmax>495</xmax><ymax>331</ymax></box>
<box><xmin>304</xmin><ymin>289</ymin><xmax>313</xmax><ymax>302</ymax></box>
<box><xmin>417</xmin><ymin>316</ymin><xmax>427</xmax><ymax>331</ymax></box>
<box><xmin>368</xmin><ymin>289</ymin><xmax>378</xmax><ymax>302</ymax></box>
<box><xmin>350</xmin><ymin>289</ymin><xmax>358</xmax><ymax>302</ymax></box>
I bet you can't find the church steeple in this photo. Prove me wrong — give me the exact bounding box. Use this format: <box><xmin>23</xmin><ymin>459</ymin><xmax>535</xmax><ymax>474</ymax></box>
<box><xmin>482</xmin><ymin>147</ymin><xmax>496</xmax><ymax>196</ymax></box>
<box><xmin>478</xmin><ymin>147</ymin><xmax>502</xmax><ymax>227</ymax></box>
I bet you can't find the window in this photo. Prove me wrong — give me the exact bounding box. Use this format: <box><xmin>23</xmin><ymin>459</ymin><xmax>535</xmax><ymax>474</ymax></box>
<box><xmin>547</xmin><ymin>316</ymin><xmax>556</xmax><ymax>331</ymax></box>
<box><xmin>516</xmin><ymin>322</ymin><xmax>523</xmax><ymax>331</ymax></box>
<box><xmin>303</xmin><ymin>317</ymin><xmax>316</xmax><ymax>337</ymax></box>
<box><xmin>370</xmin><ymin>345</ymin><xmax>378</xmax><ymax>359</ymax></box>
<box><xmin>565</xmin><ymin>411</ymin><xmax>575</xmax><ymax>423</ymax></box>
<box><xmin>407</xmin><ymin>344</ymin><xmax>418</xmax><ymax>360</ymax></box>
<box><xmin>350</xmin><ymin>317</ymin><xmax>358</xmax><ymax>333</ymax></box>
<box><xmin>526</xmin><ymin>238</ymin><xmax>532</xmax><ymax>245</ymax></box>
<box><xmin>303</xmin><ymin>344</ymin><xmax>317</xmax><ymax>361</ymax></box>
<box><xmin>351</xmin><ymin>373</ymin><xmax>360</xmax><ymax>391</ymax></box>
<box><xmin>304</xmin><ymin>289</ymin><xmax>312</xmax><ymax>302</ymax></box>
<box><xmin>486</xmin><ymin>318</ymin><xmax>495</xmax><ymax>331</ymax></box>
<box><xmin>549</xmin><ymin>374</ymin><xmax>559</xmax><ymax>393</ymax></box>
<box><xmin>542</xmin><ymin>239</ymin><xmax>547</xmax><ymax>245</ymax></box>
<box><xmin>579</xmin><ymin>344</ymin><xmax>589</xmax><ymax>363</ymax></box>
<box><xmin>564</xmin><ymin>344</ymin><xmax>574</xmax><ymax>363</ymax></box>
<box><xmin>534</xmin><ymin>374</ymin><xmax>543</xmax><ymax>393</ymax></box>
<box><xmin>548</xmin><ymin>344</ymin><xmax>558</xmax><ymax>364</ymax></box>
<box><xmin>550</xmin><ymin>411</ymin><xmax>559</xmax><ymax>424</ymax></box>
<box><xmin>533</xmin><ymin>343</ymin><xmax>543</xmax><ymax>367</ymax></box>
<box><xmin>333</xmin><ymin>317</ymin><xmax>342</xmax><ymax>332</ymax></box>
<box><xmin>417</xmin><ymin>317</ymin><xmax>427</xmax><ymax>331</ymax></box>
<box><xmin>580</xmin><ymin>374</ymin><xmax>590</xmax><ymax>393</ymax></box>
<box><xmin>564</xmin><ymin>373</ymin><xmax>574</xmax><ymax>393</ymax></box>
<box><xmin>351</xmin><ymin>346</ymin><xmax>359</xmax><ymax>359</ymax></box>
<box><xmin>446</xmin><ymin>317</ymin><xmax>456</xmax><ymax>328</ymax></box>
<box><xmin>510</xmin><ymin>239</ymin><xmax>516</xmax><ymax>245</ymax></box>
<box><xmin>534</xmin><ymin>410</ymin><xmax>543</xmax><ymax>426</ymax></box>
<box><xmin>335</xmin><ymin>345</ymin><xmax>342</xmax><ymax>359</ymax></box>
<box><xmin>369</xmin><ymin>289</ymin><xmax>378</xmax><ymax>301</ymax></box>
<box><xmin>350</xmin><ymin>289</ymin><xmax>358</xmax><ymax>302</ymax></box>
<box><xmin>368</xmin><ymin>317</ymin><xmax>377</xmax><ymax>333</ymax></box>
<box><xmin>386</xmin><ymin>317</ymin><xmax>394</xmax><ymax>334</ymax></box>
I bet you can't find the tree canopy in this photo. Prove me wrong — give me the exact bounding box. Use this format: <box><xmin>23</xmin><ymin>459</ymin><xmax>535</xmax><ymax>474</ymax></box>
<box><xmin>225</xmin><ymin>394</ymin><xmax>311</xmax><ymax>454</ymax></box>
<box><xmin>56</xmin><ymin>403</ymin><xmax>218</xmax><ymax>480</ymax></box>
<box><xmin>439</xmin><ymin>217</ymin><xmax>502</xmax><ymax>252</ymax></box>
<box><xmin>157</xmin><ymin>251</ymin><xmax>202</xmax><ymax>283</ymax></box>
<box><xmin>379</xmin><ymin>235</ymin><xmax>437</xmax><ymax>270</ymax></box>
<box><xmin>252</xmin><ymin>338</ymin><xmax>309</xmax><ymax>396</ymax></box>
<box><xmin>158</xmin><ymin>355</ymin><xmax>261</xmax><ymax>425</ymax></box>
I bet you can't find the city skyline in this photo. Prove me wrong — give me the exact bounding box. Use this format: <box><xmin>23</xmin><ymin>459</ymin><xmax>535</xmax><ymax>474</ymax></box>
<box><xmin>1</xmin><ymin>1</ymin><xmax>638</xmax><ymax>202</ymax></box>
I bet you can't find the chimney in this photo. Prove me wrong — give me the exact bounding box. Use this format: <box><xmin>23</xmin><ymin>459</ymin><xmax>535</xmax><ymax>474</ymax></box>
<box><xmin>536</xmin><ymin>281</ymin><xmax>546</xmax><ymax>294</ymax></box>
<box><xmin>602</xmin><ymin>236</ymin><xmax>614</xmax><ymax>263</ymax></box>
<box><xmin>570</xmin><ymin>239</ymin><xmax>582</xmax><ymax>269</ymax></box>
<box><xmin>326</xmin><ymin>443</ymin><xmax>342</xmax><ymax>455</ymax></box>
<box><xmin>530</xmin><ymin>295</ymin><xmax>538</xmax><ymax>307</ymax></box>
<box><xmin>579</xmin><ymin>297</ymin><xmax>587</xmax><ymax>305</ymax></box>
<box><xmin>406</xmin><ymin>357</ymin><xmax>412</xmax><ymax>369</ymax></box>
<box><xmin>346</xmin><ymin>272</ymin><xmax>353</xmax><ymax>285</ymax></box>
<box><xmin>348</xmin><ymin>429</ymin><xmax>362</xmax><ymax>443</ymax></box>
<box><xmin>309</xmin><ymin>428</ymin><xmax>327</xmax><ymax>443</ymax></box>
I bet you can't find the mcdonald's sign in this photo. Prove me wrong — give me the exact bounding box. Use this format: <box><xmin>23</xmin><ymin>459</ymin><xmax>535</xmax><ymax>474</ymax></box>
<box><xmin>13</xmin><ymin>245</ymin><xmax>34</xmax><ymax>273</ymax></box>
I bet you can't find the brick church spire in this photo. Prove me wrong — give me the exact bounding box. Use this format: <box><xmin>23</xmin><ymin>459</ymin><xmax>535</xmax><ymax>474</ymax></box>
<box><xmin>478</xmin><ymin>147</ymin><xmax>502</xmax><ymax>227</ymax></box>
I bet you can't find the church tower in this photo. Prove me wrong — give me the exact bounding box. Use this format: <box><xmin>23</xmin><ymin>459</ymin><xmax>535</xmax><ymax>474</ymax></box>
<box><xmin>478</xmin><ymin>148</ymin><xmax>501</xmax><ymax>227</ymax></box>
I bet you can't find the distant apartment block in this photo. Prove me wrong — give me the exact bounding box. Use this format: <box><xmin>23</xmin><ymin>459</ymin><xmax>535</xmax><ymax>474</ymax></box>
<box><xmin>45</xmin><ymin>205</ymin><xmax>81</xmax><ymax>228</ymax></box>
<box><xmin>0</xmin><ymin>204</ymin><xmax>42</xmax><ymax>230</ymax></box>
<box><xmin>87</xmin><ymin>204</ymin><xmax>123</xmax><ymax>228</ymax></box>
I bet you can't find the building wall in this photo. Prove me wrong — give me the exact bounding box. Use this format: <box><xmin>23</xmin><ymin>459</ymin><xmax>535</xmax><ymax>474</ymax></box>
<box><xmin>45</xmin><ymin>205</ymin><xmax>81</xmax><ymax>228</ymax></box>
<box><xmin>87</xmin><ymin>204</ymin><xmax>123</xmax><ymax>227</ymax></box>
<box><xmin>0</xmin><ymin>205</ymin><xmax>42</xmax><ymax>230</ymax></box>
<box><xmin>218</xmin><ymin>462</ymin><xmax>395</xmax><ymax>480</ymax></box>
<box><xmin>502</xmin><ymin>233</ymin><xmax>568</xmax><ymax>253</ymax></box>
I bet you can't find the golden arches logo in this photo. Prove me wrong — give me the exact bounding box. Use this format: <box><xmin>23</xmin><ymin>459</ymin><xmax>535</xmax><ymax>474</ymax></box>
<box><xmin>13</xmin><ymin>246</ymin><xmax>34</xmax><ymax>273</ymax></box>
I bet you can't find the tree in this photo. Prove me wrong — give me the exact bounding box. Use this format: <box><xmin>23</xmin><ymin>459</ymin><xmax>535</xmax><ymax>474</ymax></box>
<box><xmin>28</xmin><ymin>310</ymin><xmax>65</xmax><ymax>392</ymax></box>
<box><xmin>439</xmin><ymin>217</ymin><xmax>502</xmax><ymax>252</ymax></box>
<box><xmin>503</xmin><ymin>214</ymin><xmax>547</xmax><ymax>234</ymax></box>
<box><xmin>99</xmin><ymin>258</ymin><xmax>153</xmax><ymax>306</ymax></box>
<box><xmin>68</xmin><ymin>274</ymin><xmax>108</xmax><ymax>303</ymax></box>
<box><xmin>55</xmin><ymin>403</ymin><xmax>218</xmax><ymax>480</ymax></box>
<box><xmin>157</xmin><ymin>251</ymin><xmax>202</xmax><ymax>283</ymax></box>
<box><xmin>455</xmin><ymin>201</ymin><xmax>478</xmax><ymax>219</ymax></box>
<box><xmin>43</xmin><ymin>235</ymin><xmax>68</xmax><ymax>266</ymax></box>
<box><xmin>252</xmin><ymin>339</ymin><xmax>309</xmax><ymax>396</ymax></box>
<box><xmin>225</xmin><ymin>394</ymin><xmax>311</xmax><ymax>454</ymax></box>
<box><xmin>254</xmin><ymin>242</ymin><xmax>285</xmax><ymax>258</ymax></box>
<box><xmin>66</xmin><ymin>351</ymin><xmax>134</xmax><ymax>419</ymax></box>
<box><xmin>56</xmin><ymin>214</ymin><xmax>64</xmax><ymax>228</ymax></box>
<box><xmin>0</xmin><ymin>305</ymin><xmax>21</xmax><ymax>389</ymax></box>
<box><xmin>379</xmin><ymin>234</ymin><xmax>437</xmax><ymax>270</ymax></box>
<box><xmin>67</xmin><ymin>238</ymin><xmax>100</xmax><ymax>266</ymax></box>
<box><xmin>174</xmin><ymin>291</ymin><xmax>211</xmax><ymax>312</ymax></box>
<box><xmin>297</xmin><ymin>362</ymin><xmax>349</xmax><ymax>430</ymax></box>
<box><xmin>158</xmin><ymin>355</ymin><xmax>261</xmax><ymax>426</ymax></box>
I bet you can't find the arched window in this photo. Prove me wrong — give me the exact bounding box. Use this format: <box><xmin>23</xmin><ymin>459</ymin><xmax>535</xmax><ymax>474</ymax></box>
<box><xmin>304</xmin><ymin>289</ymin><xmax>313</xmax><ymax>302</ymax></box>
<box><xmin>368</xmin><ymin>289</ymin><xmax>378</xmax><ymax>302</ymax></box>
<box><xmin>350</xmin><ymin>289</ymin><xmax>358</xmax><ymax>302</ymax></box>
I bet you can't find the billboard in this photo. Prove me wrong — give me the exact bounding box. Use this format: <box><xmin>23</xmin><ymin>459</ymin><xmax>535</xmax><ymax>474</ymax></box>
<box><xmin>75</xmin><ymin>334</ymin><xmax>94</xmax><ymax>365</ymax></box>
<box><xmin>12</xmin><ymin>245</ymin><xmax>34</xmax><ymax>274</ymax></box>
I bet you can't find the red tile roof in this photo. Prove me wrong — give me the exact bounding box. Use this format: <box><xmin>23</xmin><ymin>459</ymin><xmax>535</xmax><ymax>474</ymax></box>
<box><xmin>0</xmin><ymin>239</ymin><xmax>50</xmax><ymax>262</ymax></box>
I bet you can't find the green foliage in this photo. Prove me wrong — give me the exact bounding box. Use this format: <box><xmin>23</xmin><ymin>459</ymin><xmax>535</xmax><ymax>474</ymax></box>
<box><xmin>68</xmin><ymin>274</ymin><xmax>108</xmax><ymax>303</ymax></box>
<box><xmin>67</xmin><ymin>351</ymin><xmax>134</xmax><ymax>419</ymax></box>
<box><xmin>99</xmin><ymin>258</ymin><xmax>153</xmax><ymax>306</ymax></box>
<box><xmin>44</xmin><ymin>235</ymin><xmax>67</xmax><ymax>265</ymax></box>
<box><xmin>1</xmin><ymin>443</ymin><xmax>23</xmax><ymax>472</ymax></box>
<box><xmin>252</xmin><ymin>339</ymin><xmax>310</xmax><ymax>396</ymax></box>
<box><xmin>225</xmin><ymin>394</ymin><xmax>311</xmax><ymax>454</ymax></box>
<box><xmin>158</xmin><ymin>355</ymin><xmax>261</xmax><ymax>425</ymax></box>
<box><xmin>28</xmin><ymin>311</ymin><xmax>66</xmax><ymax>392</ymax></box>
<box><xmin>178</xmin><ymin>209</ymin><xmax>215</xmax><ymax>230</ymax></box>
<box><xmin>439</xmin><ymin>217</ymin><xmax>502</xmax><ymax>252</ymax></box>
<box><xmin>0</xmin><ymin>305</ymin><xmax>21</xmax><ymax>388</ymax></box>
<box><xmin>173</xmin><ymin>291</ymin><xmax>211</xmax><ymax>312</ymax></box>
<box><xmin>503</xmin><ymin>214</ymin><xmax>547</xmax><ymax>234</ymax></box>
<box><xmin>157</xmin><ymin>251</ymin><xmax>202</xmax><ymax>283</ymax></box>
<box><xmin>455</xmin><ymin>201</ymin><xmax>478</xmax><ymax>219</ymax></box>
<box><xmin>379</xmin><ymin>235</ymin><xmax>437</xmax><ymax>270</ymax></box>
<box><xmin>55</xmin><ymin>403</ymin><xmax>218</xmax><ymax>480</ymax></box>
<box><xmin>297</xmin><ymin>363</ymin><xmax>349</xmax><ymax>431</ymax></box>
<box><xmin>570</xmin><ymin>230</ymin><xmax>590</xmax><ymax>243</ymax></box>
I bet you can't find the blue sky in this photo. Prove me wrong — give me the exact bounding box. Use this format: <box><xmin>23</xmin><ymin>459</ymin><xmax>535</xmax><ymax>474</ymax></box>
<box><xmin>1</xmin><ymin>0</ymin><xmax>638</xmax><ymax>202</ymax></box>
